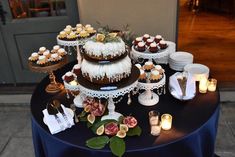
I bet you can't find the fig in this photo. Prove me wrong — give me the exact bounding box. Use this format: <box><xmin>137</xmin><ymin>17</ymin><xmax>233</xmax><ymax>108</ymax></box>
<box><xmin>123</xmin><ymin>116</ymin><xmax>138</xmax><ymax>128</ymax></box>
<box><xmin>96</xmin><ymin>34</ymin><xmax>105</xmax><ymax>42</ymax></box>
<box><xmin>104</xmin><ymin>122</ymin><xmax>119</xmax><ymax>136</ymax></box>
<box><xmin>87</xmin><ymin>114</ymin><xmax>95</xmax><ymax>124</ymax></box>
<box><xmin>84</xmin><ymin>105</ymin><xmax>91</xmax><ymax>112</ymax></box>
<box><xmin>116</xmin><ymin>130</ymin><xmax>126</xmax><ymax>138</ymax></box>
<box><xmin>96</xmin><ymin>125</ymin><xmax>104</xmax><ymax>135</ymax></box>
<box><xmin>119</xmin><ymin>124</ymin><xmax>129</xmax><ymax>132</ymax></box>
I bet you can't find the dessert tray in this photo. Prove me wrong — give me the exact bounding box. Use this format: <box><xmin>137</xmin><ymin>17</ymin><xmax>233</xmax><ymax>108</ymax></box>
<box><xmin>130</xmin><ymin>41</ymin><xmax>175</xmax><ymax>64</ymax></box>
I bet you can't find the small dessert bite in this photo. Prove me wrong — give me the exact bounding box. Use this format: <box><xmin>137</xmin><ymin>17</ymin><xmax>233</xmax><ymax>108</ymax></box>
<box><xmin>58</xmin><ymin>31</ymin><xmax>66</xmax><ymax>40</ymax></box>
<box><xmin>149</xmin><ymin>43</ymin><xmax>159</xmax><ymax>53</ymax></box>
<box><xmin>64</xmin><ymin>28</ymin><xmax>71</xmax><ymax>34</ymax></box>
<box><xmin>38</xmin><ymin>47</ymin><xmax>46</xmax><ymax>55</ymax></box>
<box><xmin>143</xmin><ymin>34</ymin><xmax>150</xmax><ymax>42</ymax></box>
<box><xmin>150</xmin><ymin>70</ymin><xmax>162</xmax><ymax>82</ymax></box>
<box><xmin>37</xmin><ymin>55</ymin><xmax>48</xmax><ymax>65</ymax></box>
<box><xmin>159</xmin><ymin>40</ymin><xmax>168</xmax><ymax>49</ymax></box>
<box><xmin>79</xmin><ymin>30</ymin><xmax>89</xmax><ymax>38</ymax></box>
<box><xmin>66</xmin><ymin>25</ymin><xmax>72</xmax><ymax>30</ymax></box>
<box><xmin>50</xmin><ymin>53</ymin><xmax>62</xmax><ymax>62</ymax></box>
<box><xmin>72</xmin><ymin>64</ymin><xmax>81</xmax><ymax>76</ymax></box>
<box><xmin>43</xmin><ymin>50</ymin><xmax>51</xmax><ymax>59</ymax></box>
<box><xmin>133</xmin><ymin>37</ymin><xmax>142</xmax><ymax>46</ymax></box>
<box><xmin>57</xmin><ymin>48</ymin><xmax>67</xmax><ymax>56</ymax></box>
<box><xmin>137</xmin><ymin>42</ymin><xmax>146</xmax><ymax>52</ymax></box>
<box><xmin>52</xmin><ymin>45</ymin><xmax>60</xmax><ymax>53</ymax></box>
<box><xmin>28</xmin><ymin>52</ymin><xmax>39</xmax><ymax>62</ymax></box>
<box><xmin>154</xmin><ymin>65</ymin><xmax>164</xmax><ymax>74</ymax></box>
<box><xmin>76</xmin><ymin>27</ymin><xmax>83</xmax><ymax>34</ymax></box>
<box><xmin>154</xmin><ymin>35</ymin><xmax>162</xmax><ymax>43</ymax></box>
<box><xmin>76</xmin><ymin>23</ymin><xmax>83</xmax><ymax>28</ymax></box>
<box><xmin>135</xmin><ymin>63</ymin><xmax>142</xmax><ymax>69</ymax></box>
<box><xmin>144</xmin><ymin>61</ymin><xmax>154</xmax><ymax>72</ymax></box>
<box><xmin>67</xmin><ymin>32</ymin><xmax>77</xmax><ymax>40</ymax></box>
<box><xmin>86</xmin><ymin>27</ymin><xmax>96</xmax><ymax>35</ymax></box>
<box><xmin>64</xmin><ymin>72</ymin><xmax>75</xmax><ymax>83</ymax></box>
<box><xmin>146</xmin><ymin>38</ymin><xmax>154</xmax><ymax>46</ymax></box>
<box><xmin>85</xmin><ymin>24</ymin><xmax>91</xmax><ymax>28</ymax></box>
<box><xmin>139</xmin><ymin>69</ymin><xmax>146</xmax><ymax>82</ymax></box>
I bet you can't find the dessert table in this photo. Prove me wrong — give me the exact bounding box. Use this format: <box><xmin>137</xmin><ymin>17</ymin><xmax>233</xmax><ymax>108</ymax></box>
<box><xmin>30</xmin><ymin>61</ymin><xmax>220</xmax><ymax>157</ymax></box>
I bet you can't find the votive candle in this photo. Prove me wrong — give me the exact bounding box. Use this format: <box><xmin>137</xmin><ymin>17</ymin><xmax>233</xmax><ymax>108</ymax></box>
<box><xmin>207</xmin><ymin>79</ymin><xmax>217</xmax><ymax>92</ymax></box>
<box><xmin>199</xmin><ymin>77</ymin><xmax>208</xmax><ymax>93</ymax></box>
<box><xmin>161</xmin><ymin>114</ymin><xmax>172</xmax><ymax>130</ymax></box>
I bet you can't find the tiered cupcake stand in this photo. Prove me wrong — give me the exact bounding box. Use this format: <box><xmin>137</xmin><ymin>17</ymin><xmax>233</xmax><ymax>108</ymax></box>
<box><xmin>130</xmin><ymin>41</ymin><xmax>176</xmax><ymax>64</ymax></box>
<box><xmin>137</xmin><ymin>74</ymin><xmax>166</xmax><ymax>106</ymax></box>
<box><xmin>63</xmin><ymin>66</ymin><xmax>140</xmax><ymax>121</ymax></box>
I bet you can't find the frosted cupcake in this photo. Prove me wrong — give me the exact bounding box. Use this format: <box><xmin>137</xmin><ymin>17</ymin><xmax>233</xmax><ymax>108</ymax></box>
<box><xmin>144</xmin><ymin>61</ymin><xmax>154</xmax><ymax>72</ymax></box>
<box><xmin>64</xmin><ymin>72</ymin><xmax>75</xmax><ymax>83</ymax></box>
<box><xmin>51</xmin><ymin>45</ymin><xmax>60</xmax><ymax>53</ymax></box>
<box><xmin>37</xmin><ymin>55</ymin><xmax>48</xmax><ymax>65</ymax></box>
<box><xmin>150</xmin><ymin>70</ymin><xmax>162</xmax><ymax>82</ymax></box>
<box><xmin>154</xmin><ymin>65</ymin><xmax>164</xmax><ymax>74</ymax></box>
<box><xmin>79</xmin><ymin>30</ymin><xmax>89</xmax><ymax>38</ymax></box>
<box><xmin>43</xmin><ymin>50</ymin><xmax>51</xmax><ymax>59</ymax></box>
<box><xmin>64</xmin><ymin>28</ymin><xmax>71</xmax><ymax>34</ymax></box>
<box><xmin>136</xmin><ymin>42</ymin><xmax>146</xmax><ymax>52</ymax></box>
<box><xmin>67</xmin><ymin>32</ymin><xmax>77</xmax><ymax>40</ymax></box>
<box><xmin>28</xmin><ymin>52</ymin><xmax>39</xmax><ymax>62</ymax></box>
<box><xmin>146</xmin><ymin>38</ymin><xmax>154</xmax><ymax>46</ymax></box>
<box><xmin>50</xmin><ymin>53</ymin><xmax>62</xmax><ymax>62</ymax></box>
<box><xmin>76</xmin><ymin>27</ymin><xmax>83</xmax><ymax>34</ymax></box>
<box><xmin>139</xmin><ymin>69</ymin><xmax>146</xmax><ymax>82</ymax></box>
<box><xmin>135</xmin><ymin>63</ymin><xmax>142</xmax><ymax>69</ymax></box>
<box><xmin>76</xmin><ymin>24</ymin><xmax>83</xmax><ymax>28</ymax></box>
<box><xmin>38</xmin><ymin>47</ymin><xmax>46</xmax><ymax>55</ymax></box>
<box><xmin>72</xmin><ymin>64</ymin><xmax>81</xmax><ymax>76</ymax></box>
<box><xmin>133</xmin><ymin>37</ymin><xmax>142</xmax><ymax>46</ymax></box>
<box><xmin>57</xmin><ymin>48</ymin><xmax>67</xmax><ymax>56</ymax></box>
<box><xmin>143</xmin><ymin>34</ymin><xmax>150</xmax><ymax>42</ymax></box>
<box><xmin>58</xmin><ymin>31</ymin><xmax>66</xmax><ymax>40</ymax></box>
<box><xmin>154</xmin><ymin>35</ymin><xmax>162</xmax><ymax>43</ymax></box>
<box><xmin>86</xmin><ymin>27</ymin><xmax>96</xmax><ymax>35</ymax></box>
<box><xmin>159</xmin><ymin>40</ymin><xmax>168</xmax><ymax>49</ymax></box>
<box><xmin>149</xmin><ymin>43</ymin><xmax>158</xmax><ymax>53</ymax></box>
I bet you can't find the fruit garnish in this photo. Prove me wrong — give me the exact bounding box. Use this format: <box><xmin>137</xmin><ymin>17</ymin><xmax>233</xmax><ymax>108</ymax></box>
<box><xmin>87</xmin><ymin>114</ymin><xmax>95</xmax><ymax>124</ymax></box>
<box><xmin>119</xmin><ymin>124</ymin><xmax>129</xmax><ymax>132</ymax></box>
<box><xmin>116</xmin><ymin>130</ymin><xmax>126</xmax><ymax>138</ymax></box>
<box><xmin>108</xmin><ymin>33</ymin><xmax>117</xmax><ymax>38</ymax></box>
<box><xmin>96</xmin><ymin>125</ymin><xmax>105</xmax><ymax>135</ymax></box>
<box><xmin>96</xmin><ymin>33</ymin><xmax>105</xmax><ymax>42</ymax></box>
<box><xmin>123</xmin><ymin>116</ymin><xmax>137</xmax><ymax>128</ymax></box>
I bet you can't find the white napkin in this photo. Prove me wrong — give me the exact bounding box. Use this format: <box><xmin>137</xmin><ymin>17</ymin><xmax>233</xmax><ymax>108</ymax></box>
<box><xmin>43</xmin><ymin>104</ymin><xmax>74</xmax><ymax>134</ymax></box>
<box><xmin>169</xmin><ymin>72</ymin><xmax>196</xmax><ymax>100</ymax></box>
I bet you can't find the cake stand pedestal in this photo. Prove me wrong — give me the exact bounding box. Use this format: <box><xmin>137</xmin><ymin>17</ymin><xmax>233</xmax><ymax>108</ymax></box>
<box><xmin>29</xmin><ymin>57</ymin><xmax>68</xmax><ymax>94</ymax></box>
<box><xmin>130</xmin><ymin>41</ymin><xmax>175</xmax><ymax>64</ymax></box>
<box><xmin>137</xmin><ymin>74</ymin><xmax>166</xmax><ymax>106</ymax></box>
<box><xmin>63</xmin><ymin>66</ymin><xmax>140</xmax><ymax>121</ymax></box>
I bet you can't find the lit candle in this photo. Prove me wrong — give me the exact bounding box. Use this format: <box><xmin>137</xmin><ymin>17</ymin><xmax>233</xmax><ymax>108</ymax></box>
<box><xmin>69</xmin><ymin>80</ymin><xmax>78</xmax><ymax>86</ymax></box>
<box><xmin>199</xmin><ymin>77</ymin><xmax>208</xmax><ymax>93</ymax></box>
<box><xmin>151</xmin><ymin>125</ymin><xmax>161</xmax><ymax>136</ymax></box>
<box><xmin>161</xmin><ymin>114</ymin><xmax>172</xmax><ymax>130</ymax></box>
<box><xmin>207</xmin><ymin>78</ymin><xmax>217</xmax><ymax>92</ymax></box>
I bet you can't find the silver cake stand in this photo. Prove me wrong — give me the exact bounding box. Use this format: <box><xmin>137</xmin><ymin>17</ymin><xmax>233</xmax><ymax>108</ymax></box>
<box><xmin>137</xmin><ymin>74</ymin><xmax>166</xmax><ymax>106</ymax></box>
<box><xmin>63</xmin><ymin>66</ymin><xmax>140</xmax><ymax>121</ymax></box>
<box><xmin>130</xmin><ymin>41</ymin><xmax>175</xmax><ymax>64</ymax></box>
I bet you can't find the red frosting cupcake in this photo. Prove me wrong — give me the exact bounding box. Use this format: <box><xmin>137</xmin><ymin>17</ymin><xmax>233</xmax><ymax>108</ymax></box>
<box><xmin>149</xmin><ymin>43</ymin><xmax>159</xmax><ymax>53</ymax></box>
<box><xmin>136</xmin><ymin>42</ymin><xmax>146</xmax><ymax>52</ymax></box>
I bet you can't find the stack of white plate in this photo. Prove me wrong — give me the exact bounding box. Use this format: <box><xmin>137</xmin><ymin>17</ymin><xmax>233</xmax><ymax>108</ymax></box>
<box><xmin>169</xmin><ymin>51</ymin><xmax>194</xmax><ymax>71</ymax></box>
<box><xmin>184</xmin><ymin>63</ymin><xmax>210</xmax><ymax>81</ymax></box>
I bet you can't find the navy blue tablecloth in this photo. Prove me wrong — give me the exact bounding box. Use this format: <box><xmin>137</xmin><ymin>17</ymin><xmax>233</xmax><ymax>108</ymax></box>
<box><xmin>31</xmin><ymin>61</ymin><xmax>220</xmax><ymax>157</ymax></box>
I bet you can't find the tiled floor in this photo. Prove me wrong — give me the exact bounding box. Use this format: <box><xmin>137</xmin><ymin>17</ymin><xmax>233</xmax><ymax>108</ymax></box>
<box><xmin>0</xmin><ymin>102</ymin><xmax>234</xmax><ymax>157</ymax></box>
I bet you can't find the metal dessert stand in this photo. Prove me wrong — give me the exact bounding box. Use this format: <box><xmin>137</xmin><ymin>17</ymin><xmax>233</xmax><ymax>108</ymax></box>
<box><xmin>29</xmin><ymin>57</ymin><xmax>68</xmax><ymax>94</ymax></box>
<box><xmin>63</xmin><ymin>66</ymin><xmax>140</xmax><ymax>121</ymax></box>
<box><xmin>137</xmin><ymin>74</ymin><xmax>166</xmax><ymax>106</ymax></box>
<box><xmin>130</xmin><ymin>41</ymin><xmax>176</xmax><ymax>64</ymax></box>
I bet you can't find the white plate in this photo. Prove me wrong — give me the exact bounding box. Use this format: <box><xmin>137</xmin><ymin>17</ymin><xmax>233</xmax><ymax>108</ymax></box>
<box><xmin>184</xmin><ymin>63</ymin><xmax>209</xmax><ymax>81</ymax></box>
<box><xmin>169</xmin><ymin>51</ymin><xmax>194</xmax><ymax>63</ymax></box>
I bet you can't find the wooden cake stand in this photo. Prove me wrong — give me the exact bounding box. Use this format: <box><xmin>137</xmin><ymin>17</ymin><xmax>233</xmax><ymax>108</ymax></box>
<box><xmin>28</xmin><ymin>57</ymin><xmax>68</xmax><ymax>94</ymax></box>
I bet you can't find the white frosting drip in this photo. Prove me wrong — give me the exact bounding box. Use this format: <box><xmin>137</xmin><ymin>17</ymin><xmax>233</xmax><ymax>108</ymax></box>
<box><xmin>84</xmin><ymin>38</ymin><xmax>126</xmax><ymax>58</ymax></box>
<box><xmin>160</xmin><ymin>40</ymin><xmax>166</xmax><ymax>44</ymax></box>
<box><xmin>145</xmin><ymin>61</ymin><xmax>153</xmax><ymax>66</ymax></box>
<box><xmin>135</xmin><ymin>64</ymin><xmax>142</xmax><ymax>69</ymax></box>
<box><xmin>151</xmin><ymin>70</ymin><xmax>160</xmax><ymax>75</ymax></box>
<box><xmin>155</xmin><ymin>65</ymin><xmax>162</xmax><ymax>70</ymax></box>
<box><xmin>39</xmin><ymin>47</ymin><xmax>46</xmax><ymax>52</ymax></box>
<box><xmin>155</xmin><ymin>35</ymin><xmax>162</xmax><ymax>39</ymax></box>
<box><xmin>65</xmin><ymin>72</ymin><xmax>73</xmax><ymax>76</ymax></box>
<box><xmin>31</xmin><ymin>52</ymin><xmax>38</xmax><ymax>57</ymax></box>
<box><xmin>150</xmin><ymin>43</ymin><xmax>157</xmax><ymax>47</ymax></box>
<box><xmin>81</xmin><ymin>56</ymin><xmax>132</xmax><ymax>82</ymax></box>
<box><xmin>138</xmin><ymin>42</ymin><xmax>145</xmax><ymax>47</ymax></box>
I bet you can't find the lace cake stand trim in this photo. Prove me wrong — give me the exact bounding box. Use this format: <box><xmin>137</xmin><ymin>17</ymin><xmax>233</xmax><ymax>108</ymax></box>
<box><xmin>57</xmin><ymin>37</ymin><xmax>90</xmax><ymax>46</ymax></box>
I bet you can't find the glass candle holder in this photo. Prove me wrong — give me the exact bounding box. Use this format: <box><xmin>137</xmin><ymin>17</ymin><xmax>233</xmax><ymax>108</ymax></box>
<box><xmin>199</xmin><ymin>77</ymin><xmax>208</xmax><ymax>93</ymax></box>
<box><xmin>149</xmin><ymin>110</ymin><xmax>161</xmax><ymax>136</ymax></box>
<box><xmin>207</xmin><ymin>78</ymin><xmax>217</xmax><ymax>92</ymax></box>
<box><xmin>161</xmin><ymin>114</ymin><xmax>172</xmax><ymax>130</ymax></box>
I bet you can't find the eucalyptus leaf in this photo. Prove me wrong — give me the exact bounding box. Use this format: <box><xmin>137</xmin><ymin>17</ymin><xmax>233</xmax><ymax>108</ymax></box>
<box><xmin>109</xmin><ymin>136</ymin><xmax>126</xmax><ymax>157</ymax></box>
<box><xmin>126</xmin><ymin>126</ymin><xmax>142</xmax><ymax>136</ymax></box>
<box><xmin>86</xmin><ymin>136</ymin><xmax>109</xmax><ymax>149</ymax></box>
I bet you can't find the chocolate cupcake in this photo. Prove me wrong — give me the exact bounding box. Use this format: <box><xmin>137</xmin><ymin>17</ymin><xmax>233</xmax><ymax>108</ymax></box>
<box><xmin>64</xmin><ymin>72</ymin><xmax>75</xmax><ymax>83</ymax></box>
<box><xmin>150</xmin><ymin>70</ymin><xmax>162</xmax><ymax>83</ymax></box>
<box><xmin>136</xmin><ymin>42</ymin><xmax>146</xmax><ymax>52</ymax></box>
<box><xmin>146</xmin><ymin>38</ymin><xmax>154</xmax><ymax>46</ymax></box>
<box><xmin>143</xmin><ymin>34</ymin><xmax>150</xmax><ymax>42</ymax></box>
<box><xmin>73</xmin><ymin>64</ymin><xmax>81</xmax><ymax>76</ymax></box>
<box><xmin>139</xmin><ymin>69</ymin><xmax>146</xmax><ymax>82</ymax></box>
<box><xmin>144</xmin><ymin>61</ymin><xmax>154</xmax><ymax>72</ymax></box>
<box><xmin>159</xmin><ymin>40</ymin><xmax>168</xmax><ymax>49</ymax></box>
<box><xmin>133</xmin><ymin>37</ymin><xmax>142</xmax><ymax>46</ymax></box>
<box><xmin>149</xmin><ymin>43</ymin><xmax>159</xmax><ymax>53</ymax></box>
<box><xmin>154</xmin><ymin>35</ymin><xmax>162</xmax><ymax>43</ymax></box>
<box><xmin>58</xmin><ymin>31</ymin><xmax>67</xmax><ymax>40</ymax></box>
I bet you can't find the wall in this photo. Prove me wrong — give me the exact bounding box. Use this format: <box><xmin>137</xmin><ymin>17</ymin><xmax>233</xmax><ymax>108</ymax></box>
<box><xmin>77</xmin><ymin>0</ymin><xmax>178</xmax><ymax>42</ymax></box>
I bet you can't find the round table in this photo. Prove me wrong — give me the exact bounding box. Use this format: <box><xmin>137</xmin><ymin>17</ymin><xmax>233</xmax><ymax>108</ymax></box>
<box><xmin>31</xmin><ymin>61</ymin><xmax>220</xmax><ymax>157</ymax></box>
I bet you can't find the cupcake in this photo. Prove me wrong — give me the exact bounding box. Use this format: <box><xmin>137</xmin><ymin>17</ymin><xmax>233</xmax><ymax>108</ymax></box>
<box><xmin>50</xmin><ymin>53</ymin><xmax>62</xmax><ymax>62</ymax></box>
<box><xmin>79</xmin><ymin>30</ymin><xmax>89</xmax><ymax>38</ymax></box>
<box><xmin>73</xmin><ymin>64</ymin><xmax>81</xmax><ymax>76</ymax></box>
<box><xmin>66</xmin><ymin>25</ymin><xmax>72</xmax><ymax>30</ymax></box>
<box><xmin>86</xmin><ymin>27</ymin><xmax>96</xmax><ymax>35</ymax></box>
<box><xmin>37</xmin><ymin>55</ymin><xmax>48</xmax><ymax>65</ymax></box>
<box><xmin>149</xmin><ymin>43</ymin><xmax>159</xmax><ymax>53</ymax></box>
<box><xmin>135</xmin><ymin>63</ymin><xmax>142</xmax><ymax>69</ymax></box>
<box><xmin>154</xmin><ymin>65</ymin><xmax>164</xmax><ymax>74</ymax></box>
<box><xmin>85</xmin><ymin>24</ymin><xmax>91</xmax><ymax>28</ymax></box>
<box><xmin>43</xmin><ymin>50</ymin><xmax>51</xmax><ymax>59</ymax></box>
<box><xmin>139</xmin><ymin>69</ymin><xmax>146</xmax><ymax>81</ymax></box>
<box><xmin>57</xmin><ymin>48</ymin><xmax>67</xmax><ymax>56</ymax></box>
<box><xmin>143</xmin><ymin>34</ymin><xmax>150</xmax><ymax>42</ymax></box>
<box><xmin>144</xmin><ymin>61</ymin><xmax>154</xmax><ymax>72</ymax></box>
<box><xmin>136</xmin><ymin>42</ymin><xmax>146</xmax><ymax>52</ymax></box>
<box><xmin>67</xmin><ymin>32</ymin><xmax>77</xmax><ymax>40</ymax></box>
<box><xmin>154</xmin><ymin>35</ymin><xmax>162</xmax><ymax>43</ymax></box>
<box><xmin>64</xmin><ymin>28</ymin><xmax>71</xmax><ymax>34</ymax></box>
<box><xmin>133</xmin><ymin>37</ymin><xmax>142</xmax><ymax>46</ymax></box>
<box><xmin>64</xmin><ymin>72</ymin><xmax>75</xmax><ymax>83</ymax></box>
<box><xmin>76</xmin><ymin>23</ymin><xmax>83</xmax><ymax>28</ymax></box>
<box><xmin>76</xmin><ymin>27</ymin><xmax>83</xmax><ymax>34</ymax></box>
<box><xmin>150</xmin><ymin>70</ymin><xmax>162</xmax><ymax>82</ymax></box>
<box><xmin>51</xmin><ymin>45</ymin><xmax>60</xmax><ymax>53</ymax></box>
<box><xmin>58</xmin><ymin>31</ymin><xmax>66</xmax><ymax>39</ymax></box>
<box><xmin>38</xmin><ymin>47</ymin><xmax>46</xmax><ymax>55</ymax></box>
<box><xmin>159</xmin><ymin>40</ymin><xmax>168</xmax><ymax>49</ymax></box>
<box><xmin>146</xmin><ymin>38</ymin><xmax>154</xmax><ymax>46</ymax></box>
<box><xmin>28</xmin><ymin>52</ymin><xmax>39</xmax><ymax>62</ymax></box>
